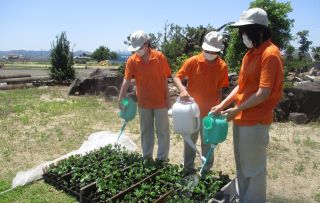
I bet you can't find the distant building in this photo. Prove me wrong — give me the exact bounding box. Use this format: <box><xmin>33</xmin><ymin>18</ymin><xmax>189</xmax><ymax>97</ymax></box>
<box><xmin>74</xmin><ymin>55</ymin><xmax>91</xmax><ymax>64</ymax></box>
<box><xmin>7</xmin><ymin>54</ymin><xmax>29</xmax><ymax>62</ymax></box>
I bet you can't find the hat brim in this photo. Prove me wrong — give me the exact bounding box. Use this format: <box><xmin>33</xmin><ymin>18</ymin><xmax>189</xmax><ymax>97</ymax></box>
<box><xmin>202</xmin><ymin>43</ymin><xmax>222</xmax><ymax>52</ymax></box>
<box><xmin>229</xmin><ymin>21</ymin><xmax>254</xmax><ymax>27</ymax></box>
<box><xmin>128</xmin><ymin>45</ymin><xmax>142</xmax><ymax>52</ymax></box>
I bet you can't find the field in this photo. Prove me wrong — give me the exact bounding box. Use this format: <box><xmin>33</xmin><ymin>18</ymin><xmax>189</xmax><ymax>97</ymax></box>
<box><xmin>0</xmin><ymin>86</ymin><xmax>319</xmax><ymax>202</ymax></box>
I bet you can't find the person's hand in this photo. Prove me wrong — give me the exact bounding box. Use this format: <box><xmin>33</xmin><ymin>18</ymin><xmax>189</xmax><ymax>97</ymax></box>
<box><xmin>221</xmin><ymin>107</ymin><xmax>240</xmax><ymax>121</ymax></box>
<box><xmin>211</xmin><ymin>104</ymin><xmax>223</xmax><ymax>115</ymax></box>
<box><xmin>179</xmin><ymin>90</ymin><xmax>190</xmax><ymax>102</ymax></box>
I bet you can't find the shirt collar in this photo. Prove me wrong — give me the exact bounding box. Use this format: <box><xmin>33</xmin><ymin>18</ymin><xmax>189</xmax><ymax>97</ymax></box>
<box><xmin>250</xmin><ymin>39</ymin><xmax>272</xmax><ymax>55</ymax></box>
<box><xmin>135</xmin><ymin>48</ymin><xmax>156</xmax><ymax>62</ymax></box>
<box><xmin>198</xmin><ymin>52</ymin><xmax>219</xmax><ymax>64</ymax></box>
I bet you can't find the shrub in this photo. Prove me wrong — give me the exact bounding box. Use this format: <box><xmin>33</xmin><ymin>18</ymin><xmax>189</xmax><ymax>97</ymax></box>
<box><xmin>50</xmin><ymin>32</ymin><xmax>75</xmax><ymax>82</ymax></box>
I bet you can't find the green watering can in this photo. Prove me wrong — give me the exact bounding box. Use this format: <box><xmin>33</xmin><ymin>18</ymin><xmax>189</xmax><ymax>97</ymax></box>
<box><xmin>199</xmin><ymin>113</ymin><xmax>228</xmax><ymax>176</ymax></box>
<box><xmin>116</xmin><ymin>97</ymin><xmax>137</xmax><ymax>144</ymax></box>
<box><xmin>203</xmin><ymin>113</ymin><xmax>228</xmax><ymax>144</ymax></box>
<box><xmin>119</xmin><ymin>97</ymin><xmax>137</xmax><ymax>122</ymax></box>
<box><xmin>183</xmin><ymin>112</ymin><xmax>229</xmax><ymax>189</ymax></box>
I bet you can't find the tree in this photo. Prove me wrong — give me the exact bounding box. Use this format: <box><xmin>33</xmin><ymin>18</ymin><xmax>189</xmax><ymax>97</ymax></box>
<box><xmin>297</xmin><ymin>30</ymin><xmax>312</xmax><ymax>60</ymax></box>
<box><xmin>91</xmin><ymin>46</ymin><xmax>117</xmax><ymax>62</ymax></box>
<box><xmin>225</xmin><ymin>0</ymin><xmax>294</xmax><ymax>73</ymax></box>
<box><xmin>285</xmin><ymin>44</ymin><xmax>295</xmax><ymax>61</ymax></box>
<box><xmin>50</xmin><ymin>32</ymin><xmax>75</xmax><ymax>82</ymax></box>
<box><xmin>311</xmin><ymin>46</ymin><xmax>320</xmax><ymax>61</ymax></box>
<box><xmin>161</xmin><ymin>23</ymin><xmax>213</xmax><ymax>72</ymax></box>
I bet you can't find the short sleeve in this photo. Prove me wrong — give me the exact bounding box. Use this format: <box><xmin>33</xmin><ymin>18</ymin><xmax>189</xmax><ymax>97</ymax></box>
<box><xmin>161</xmin><ymin>53</ymin><xmax>172</xmax><ymax>77</ymax></box>
<box><xmin>260</xmin><ymin>54</ymin><xmax>282</xmax><ymax>88</ymax></box>
<box><xmin>175</xmin><ymin>58</ymin><xmax>192</xmax><ymax>80</ymax></box>
<box><xmin>124</xmin><ymin>57</ymin><xmax>134</xmax><ymax>80</ymax></box>
<box><xmin>218</xmin><ymin>63</ymin><xmax>229</xmax><ymax>88</ymax></box>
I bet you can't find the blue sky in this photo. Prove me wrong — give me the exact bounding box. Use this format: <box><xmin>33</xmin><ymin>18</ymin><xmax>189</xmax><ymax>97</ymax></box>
<box><xmin>1</xmin><ymin>0</ymin><xmax>319</xmax><ymax>52</ymax></box>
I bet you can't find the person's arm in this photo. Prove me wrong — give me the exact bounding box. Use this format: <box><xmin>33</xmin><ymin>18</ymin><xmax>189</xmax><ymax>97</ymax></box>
<box><xmin>165</xmin><ymin>77</ymin><xmax>170</xmax><ymax>108</ymax></box>
<box><xmin>211</xmin><ymin>85</ymin><xmax>239</xmax><ymax>114</ymax></box>
<box><xmin>217</xmin><ymin>88</ymin><xmax>222</xmax><ymax>103</ymax></box>
<box><xmin>173</xmin><ymin>76</ymin><xmax>190</xmax><ymax>101</ymax></box>
<box><xmin>222</xmin><ymin>87</ymin><xmax>271</xmax><ymax>121</ymax></box>
<box><xmin>118</xmin><ymin>79</ymin><xmax>131</xmax><ymax>109</ymax></box>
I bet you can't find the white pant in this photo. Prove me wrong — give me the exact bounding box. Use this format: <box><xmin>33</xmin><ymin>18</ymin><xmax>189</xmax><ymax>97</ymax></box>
<box><xmin>233</xmin><ymin>124</ymin><xmax>270</xmax><ymax>203</ymax></box>
<box><xmin>138</xmin><ymin>107</ymin><xmax>170</xmax><ymax>160</ymax></box>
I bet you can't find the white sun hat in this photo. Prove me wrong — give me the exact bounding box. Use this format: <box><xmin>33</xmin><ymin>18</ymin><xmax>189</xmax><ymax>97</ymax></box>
<box><xmin>230</xmin><ymin>8</ymin><xmax>268</xmax><ymax>27</ymax></box>
<box><xmin>201</xmin><ymin>31</ymin><xmax>224</xmax><ymax>52</ymax></box>
<box><xmin>128</xmin><ymin>30</ymin><xmax>148</xmax><ymax>52</ymax></box>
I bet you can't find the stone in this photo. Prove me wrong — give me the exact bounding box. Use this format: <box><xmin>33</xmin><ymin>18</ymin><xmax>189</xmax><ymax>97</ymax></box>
<box><xmin>68</xmin><ymin>69</ymin><xmax>125</xmax><ymax>97</ymax></box>
<box><xmin>289</xmin><ymin>112</ymin><xmax>308</xmax><ymax>124</ymax></box>
<box><xmin>283</xmin><ymin>81</ymin><xmax>320</xmax><ymax>121</ymax></box>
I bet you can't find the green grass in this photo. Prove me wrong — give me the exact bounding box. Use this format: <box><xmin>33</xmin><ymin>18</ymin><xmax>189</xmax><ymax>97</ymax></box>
<box><xmin>0</xmin><ymin>87</ymin><xmax>319</xmax><ymax>202</ymax></box>
<box><xmin>267</xmin><ymin>196</ymin><xmax>310</xmax><ymax>203</ymax></box>
<box><xmin>0</xmin><ymin>86</ymin><xmax>129</xmax><ymax>202</ymax></box>
<box><xmin>0</xmin><ymin>181</ymin><xmax>75</xmax><ymax>203</ymax></box>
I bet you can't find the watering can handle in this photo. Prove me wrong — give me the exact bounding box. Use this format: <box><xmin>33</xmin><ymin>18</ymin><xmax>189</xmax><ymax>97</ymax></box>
<box><xmin>208</xmin><ymin>112</ymin><xmax>227</xmax><ymax>121</ymax></box>
<box><xmin>176</xmin><ymin>96</ymin><xmax>195</xmax><ymax>104</ymax></box>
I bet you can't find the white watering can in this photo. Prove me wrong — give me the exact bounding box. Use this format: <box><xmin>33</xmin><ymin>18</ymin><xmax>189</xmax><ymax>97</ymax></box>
<box><xmin>172</xmin><ymin>97</ymin><xmax>206</xmax><ymax>163</ymax></box>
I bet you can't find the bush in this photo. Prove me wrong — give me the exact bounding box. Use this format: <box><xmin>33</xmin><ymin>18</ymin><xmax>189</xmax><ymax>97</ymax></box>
<box><xmin>117</xmin><ymin>62</ymin><xmax>126</xmax><ymax>76</ymax></box>
<box><xmin>50</xmin><ymin>32</ymin><xmax>75</xmax><ymax>82</ymax></box>
<box><xmin>285</xmin><ymin>59</ymin><xmax>313</xmax><ymax>73</ymax></box>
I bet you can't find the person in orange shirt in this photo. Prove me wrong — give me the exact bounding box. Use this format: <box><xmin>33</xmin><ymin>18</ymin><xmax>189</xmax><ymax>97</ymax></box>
<box><xmin>173</xmin><ymin>31</ymin><xmax>229</xmax><ymax>174</ymax></box>
<box><xmin>211</xmin><ymin>8</ymin><xmax>284</xmax><ymax>202</ymax></box>
<box><xmin>118</xmin><ymin>30</ymin><xmax>171</xmax><ymax>161</ymax></box>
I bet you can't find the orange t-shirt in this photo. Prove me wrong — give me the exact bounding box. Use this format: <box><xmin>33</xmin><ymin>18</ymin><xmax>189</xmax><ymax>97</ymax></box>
<box><xmin>234</xmin><ymin>40</ymin><xmax>284</xmax><ymax>126</ymax></box>
<box><xmin>125</xmin><ymin>48</ymin><xmax>171</xmax><ymax>109</ymax></box>
<box><xmin>176</xmin><ymin>53</ymin><xmax>229</xmax><ymax>118</ymax></box>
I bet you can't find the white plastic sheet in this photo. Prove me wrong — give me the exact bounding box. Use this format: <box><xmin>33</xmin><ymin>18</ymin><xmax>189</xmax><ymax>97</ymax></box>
<box><xmin>12</xmin><ymin>131</ymin><xmax>137</xmax><ymax>188</ymax></box>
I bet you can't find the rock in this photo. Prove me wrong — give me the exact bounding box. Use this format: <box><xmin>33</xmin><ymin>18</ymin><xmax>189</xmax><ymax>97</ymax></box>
<box><xmin>315</xmin><ymin>62</ymin><xmax>320</xmax><ymax>69</ymax></box>
<box><xmin>293</xmin><ymin>80</ymin><xmax>311</xmax><ymax>87</ymax></box>
<box><xmin>89</xmin><ymin>68</ymin><xmax>104</xmax><ymax>77</ymax></box>
<box><xmin>284</xmin><ymin>81</ymin><xmax>320</xmax><ymax>121</ymax></box>
<box><xmin>68</xmin><ymin>73</ymin><xmax>124</xmax><ymax>97</ymax></box>
<box><xmin>309</xmin><ymin>67</ymin><xmax>317</xmax><ymax>76</ymax></box>
<box><xmin>289</xmin><ymin>112</ymin><xmax>308</xmax><ymax>124</ymax></box>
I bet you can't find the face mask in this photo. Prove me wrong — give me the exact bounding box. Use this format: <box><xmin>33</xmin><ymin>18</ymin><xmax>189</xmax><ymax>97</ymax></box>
<box><xmin>204</xmin><ymin>52</ymin><xmax>218</xmax><ymax>61</ymax></box>
<box><xmin>242</xmin><ymin>34</ymin><xmax>253</xmax><ymax>49</ymax></box>
<box><xmin>136</xmin><ymin>47</ymin><xmax>146</xmax><ymax>57</ymax></box>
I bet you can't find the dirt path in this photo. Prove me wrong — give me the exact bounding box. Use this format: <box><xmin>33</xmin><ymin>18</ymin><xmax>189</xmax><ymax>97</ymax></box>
<box><xmin>0</xmin><ymin>66</ymin><xmax>118</xmax><ymax>78</ymax></box>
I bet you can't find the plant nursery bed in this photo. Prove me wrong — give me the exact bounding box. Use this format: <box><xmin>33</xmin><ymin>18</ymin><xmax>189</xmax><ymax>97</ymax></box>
<box><xmin>80</xmin><ymin>161</ymin><xmax>160</xmax><ymax>202</ymax></box>
<box><xmin>43</xmin><ymin>144</ymin><xmax>235</xmax><ymax>202</ymax></box>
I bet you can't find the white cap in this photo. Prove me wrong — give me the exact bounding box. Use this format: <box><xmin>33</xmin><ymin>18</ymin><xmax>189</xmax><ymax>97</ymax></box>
<box><xmin>201</xmin><ymin>31</ymin><xmax>224</xmax><ymax>52</ymax></box>
<box><xmin>230</xmin><ymin>8</ymin><xmax>268</xmax><ymax>27</ymax></box>
<box><xmin>128</xmin><ymin>30</ymin><xmax>148</xmax><ymax>52</ymax></box>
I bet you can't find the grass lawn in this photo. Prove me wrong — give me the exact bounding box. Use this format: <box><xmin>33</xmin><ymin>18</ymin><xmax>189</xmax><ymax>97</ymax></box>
<box><xmin>0</xmin><ymin>86</ymin><xmax>319</xmax><ymax>202</ymax></box>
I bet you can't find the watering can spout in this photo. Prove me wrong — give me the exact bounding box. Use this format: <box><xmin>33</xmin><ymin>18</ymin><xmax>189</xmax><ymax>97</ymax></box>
<box><xmin>116</xmin><ymin>97</ymin><xmax>137</xmax><ymax>145</ymax></box>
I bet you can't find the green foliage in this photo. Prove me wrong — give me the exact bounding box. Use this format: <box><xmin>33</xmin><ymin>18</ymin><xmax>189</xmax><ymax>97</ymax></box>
<box><xmin>311</xmin><ymin>46</ymin><xmax>320</xmax><ymax>61</ymax></box>
<box><xmin>225</xmin><ymin>0</ymin><xmax>294</xmax><ymax>73</ymax></box>
<box><xmin>117</xmin><ymin>62</ymin><xmax>126</xmax><ymax>76</ymax></box>
<box><xmin>250</xmin><ymin>0</ymin><xmax>294</xmax><ymax>49</ymax></box>
<box><xmin>91</xmin><ymin>46</ymin><xmax>117</xmax><ymax>62</ymax></box>
<box><xmin>161</xmin><ymin>24</ymin><xmax>210</xmax><ymax>72</ymax></box>
<box><xmin>285</xmin><ymin>44</ymin><xmax>295</xmax><ymax>61</ymax></box>
<box><xmin>297</xmin><ymin>30</ymin><xmax>313</xmax><ymax>60</ymax></box>
<box><xmin>170</xmin><ymin>52</ymin><xmax>199</xmax><ymax>73</ymax></box>
<box><xmin>224</xmin><ymin>28</ymin><xmax>245</xmax><ymax>73</ymax></box>
<box><xmin>50</xmin><ymin>32</ymin><xmax>75</xmax><ymax>82</ymax></box>
<box><xmin>285</xmin><ymin>58</ymin><xmax>313</xmax><ymax>73</ymax></box>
